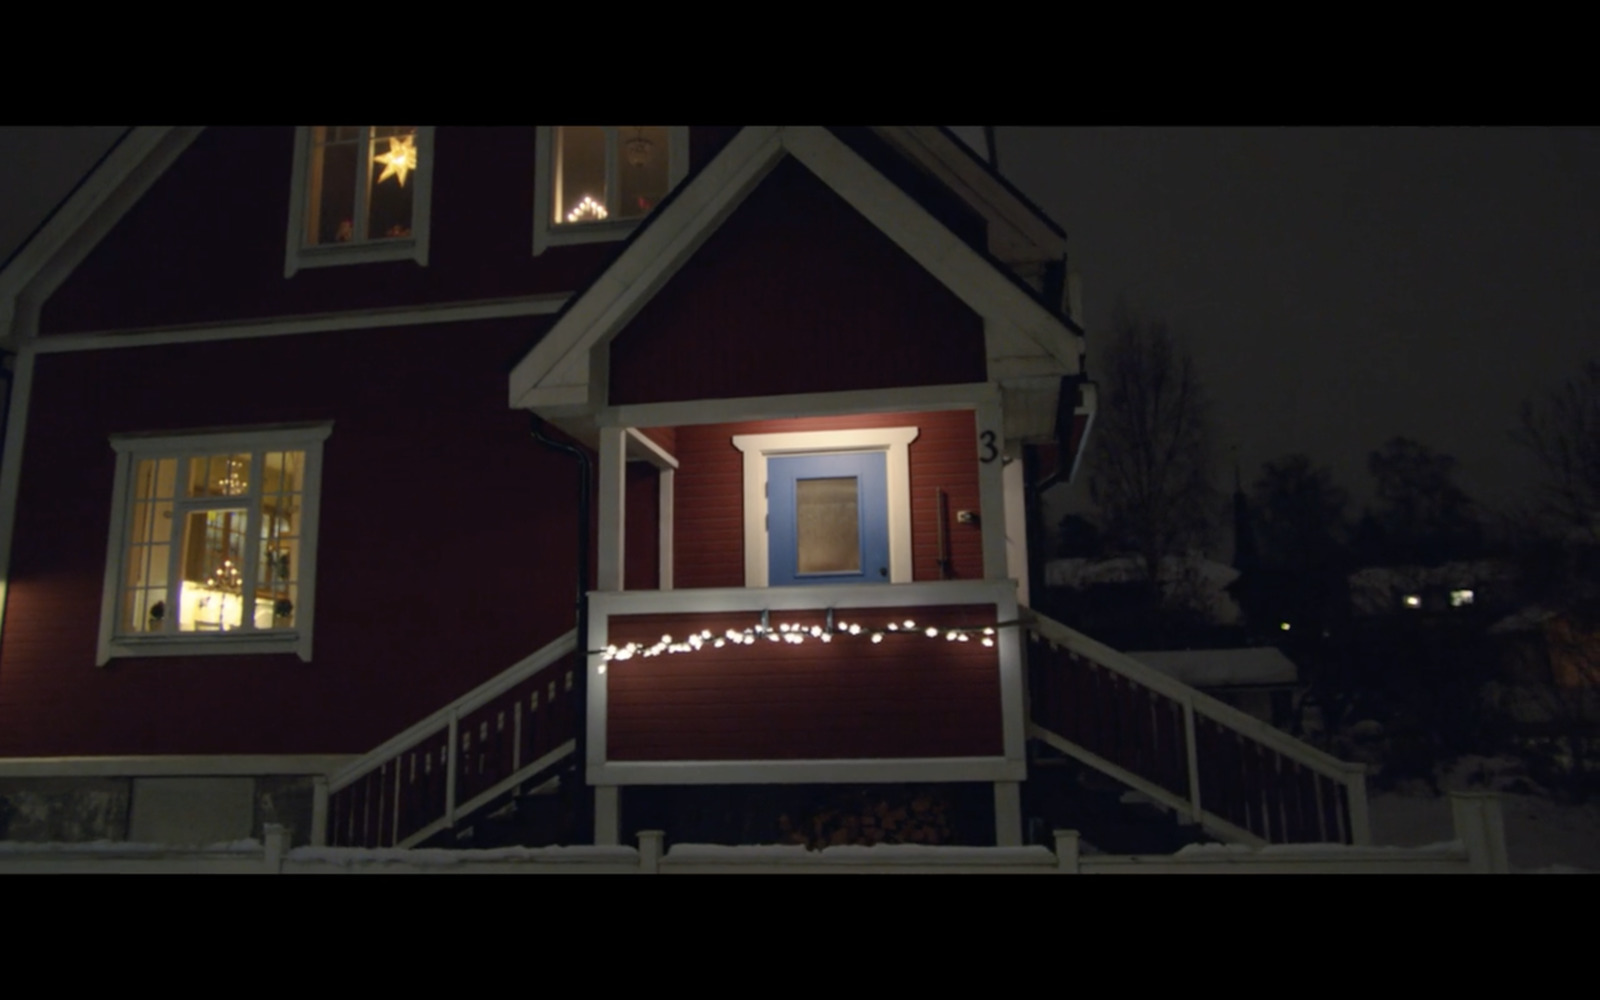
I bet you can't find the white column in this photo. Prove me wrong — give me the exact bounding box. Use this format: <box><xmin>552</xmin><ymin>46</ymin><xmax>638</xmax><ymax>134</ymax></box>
<box><xmin>993</xmin><ymin>781</ymin><xmax>1022</xmax><ymax>847</ymax></box>
<box><xmin>1002</xmin><ymin>440</ymin><xmax>1029</xmax><ymax>607</ymax></box>
<box><xmin>595</xmin><ymin>786</ymin><xmax>621</xmax><ymax>846</ymax></box>
<box><xmin>597</xmin><ymin>426</ymin><xmax>627</xmax><ymax>592</ymax></box>
<box><xmin>658</xmin><ymin>468</ymin><xmax>674</xmax><ymax>590</ymax></box>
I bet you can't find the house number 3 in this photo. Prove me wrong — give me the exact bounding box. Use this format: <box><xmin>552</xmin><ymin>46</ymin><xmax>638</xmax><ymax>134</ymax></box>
<box><xmin>979</xmin><ymin>430</ymin><xmax>999</xmax><ymax>464</ymax></box>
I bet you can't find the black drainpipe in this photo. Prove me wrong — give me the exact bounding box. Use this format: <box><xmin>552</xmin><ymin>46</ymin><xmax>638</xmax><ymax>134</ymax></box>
<box><xmin>529</xmin><ymin>414</ymin><xmax>594</xmax><ymax>845</ymax></box>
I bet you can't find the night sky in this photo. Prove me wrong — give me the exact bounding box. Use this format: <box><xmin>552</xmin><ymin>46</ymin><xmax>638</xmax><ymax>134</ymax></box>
<box><xmin>4</xmin><ymin>126</ymin><xmax>1596</xmax><ymax>519</ymax></box>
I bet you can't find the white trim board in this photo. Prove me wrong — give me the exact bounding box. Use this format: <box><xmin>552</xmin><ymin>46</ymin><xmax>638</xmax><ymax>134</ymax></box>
<box><xmin>732</xmin><ymin>427</ymin><xmax>918</xmax><ymax>588</ymax></box>
<box><xmin>509</xmin><ymin>126</ymin><xmax>1082</xmax><ymax>415</ymax></box>
<box><xmin>592</xmin><ymin>758</ymin><xmax>1026</xmax><ymax>787</ymax></box>
<box><xmin>30</xmin><ymin>294</ymin><xmax>570</xmax><ymax>354</ymax></box>
<box><xmin>0</xmin><ymin>754</ymin><xmax>357</xmax><ymax>778</ymax></box>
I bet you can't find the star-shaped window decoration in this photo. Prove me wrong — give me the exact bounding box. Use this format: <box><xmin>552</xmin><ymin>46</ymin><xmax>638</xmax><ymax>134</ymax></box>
<box><xmin>374</xmin><ymin>133</ymin><xmax>418</xmax><ymax>187</ymax></box>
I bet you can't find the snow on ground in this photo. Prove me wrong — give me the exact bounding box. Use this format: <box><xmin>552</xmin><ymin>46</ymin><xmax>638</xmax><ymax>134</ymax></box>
<box><xmin>1368</xmin><ymin>755</ymin><xmax>1600</xmax><ymax>872</ymax></box>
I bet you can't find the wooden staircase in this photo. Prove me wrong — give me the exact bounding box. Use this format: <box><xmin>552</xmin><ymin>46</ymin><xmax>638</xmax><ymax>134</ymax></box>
<box><xmin>323</xmin><ymin>632</ymin><xmax>579</xmax><ymax>849</ymax></box>
<box><xmin>1025</xmin><ymin>611</ymin><xmax>1370</xmax><ymax>846</ymax></box>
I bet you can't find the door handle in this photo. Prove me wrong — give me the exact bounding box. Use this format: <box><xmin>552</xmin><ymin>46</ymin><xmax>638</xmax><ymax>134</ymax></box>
<box><xmin>880</xmin><ymin>567</ymin><xmax>889</xmax><ymax>577</ymax></box>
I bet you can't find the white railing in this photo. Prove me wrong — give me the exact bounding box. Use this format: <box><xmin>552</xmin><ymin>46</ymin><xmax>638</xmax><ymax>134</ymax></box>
<box><xmin>1027</xmin><ymin>611</ymin><xmax>1370</xmax><ymax>845</ymax></box>
<box><xmin>324</xmin><ymin>630</ymin><xmax>578</xmax><ymax>849</ymax></box>
<box><xmin>0</xmin><ymin>794</ymin><xmax>1509</xmax><ymax>874</ymax></box>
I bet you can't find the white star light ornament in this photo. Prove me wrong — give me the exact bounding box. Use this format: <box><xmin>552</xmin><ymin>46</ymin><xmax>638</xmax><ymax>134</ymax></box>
<box><xmin>374</xmin><ymin>134</ymin><xmax>418</xmax><ymax>186</ymax></box>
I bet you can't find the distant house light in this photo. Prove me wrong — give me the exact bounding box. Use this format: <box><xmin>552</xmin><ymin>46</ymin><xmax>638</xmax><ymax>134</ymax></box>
<box><xmin>1450</xmin><ymin>589</ymin><xmax>1475</xmax><ymax>607</ymax></box>
<box><xmin>1403</xmin><ymin>594</ymin><xmax>1422</xmax><ymax>609</ymax></box>
<box><xmin>1279</xmin><ymin>622</ymin><xmax>1292</xmax><ymax>631</ymax></box>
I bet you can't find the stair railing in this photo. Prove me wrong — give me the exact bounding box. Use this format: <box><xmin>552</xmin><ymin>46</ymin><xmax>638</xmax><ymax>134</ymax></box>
<box><xmin>324</xmin><ymin>630</ymin><xmax>578</xmax><ymax>849</ymax></box>
<box><xmin>1026</xmin><ymin>612</ymin><xmax>1369</xmax><ymax>846</ymax></box>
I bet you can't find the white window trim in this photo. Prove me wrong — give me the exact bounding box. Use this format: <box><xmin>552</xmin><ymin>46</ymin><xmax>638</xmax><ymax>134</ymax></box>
<box><xmin>532</xmin><ymin>126</ymin><xmax>690</xmax><ymax>256</ymax></box>
<box><xmin>731</xmin><ymin>428</ymin><xmax>918</xmax><ymax>589</ymax></box>
<box><xmin>96</xmin><ymin>423</ymin><xmax>332</xmax><ymax>666</ymax></box>
<box><xmin>284</xmin><ymin>127</ymin><xmax>435</xmax><ymax>277</ymax></box>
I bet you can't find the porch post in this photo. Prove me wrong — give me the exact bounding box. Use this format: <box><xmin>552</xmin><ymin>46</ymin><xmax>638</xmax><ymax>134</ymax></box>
<box><xmin>994</xmin><ymin>781</ymin><xmax>1022</xmax><ymax>847</ymax></box>
<box><xmin>594</xmin><ymin>786</ymin><xmax>621</xmax><ymax>846</ymax></box>
<box><xmin>597</xmin><ymin>426</ymin><xmax>627</xmax><ymax>591</ymax></box>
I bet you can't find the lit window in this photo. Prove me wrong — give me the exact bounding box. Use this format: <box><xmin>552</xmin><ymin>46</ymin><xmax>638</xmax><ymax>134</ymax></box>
<box><xmin>1450</xmin><ymin>589</ymin><xmax>1474</xmax><ymax>607</ymax></box>
<box><xmin>533</xmin><ymin>126</ymin><xmax>689</xmax><ymax>254</ymax></box>
<box><xmin>285</xmin><ymin>126</ymin><xmax>433</xmax><ymax>275</ymax></box>
<box><xmin>1402</xmin><ymin>594</ymin><xmax>1422</xmax><ymax>609</ymax></box>
<box><xmin>97</xmin><ymin>425</ymin><xmax>330</xmax><ymax>663</ymax></box>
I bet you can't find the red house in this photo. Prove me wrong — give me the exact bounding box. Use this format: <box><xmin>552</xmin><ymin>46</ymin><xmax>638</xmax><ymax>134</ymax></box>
<box><xmin>0</xmin><ymin>126</ymin><xmax>1367</xmax><ymax>851</ymax></box>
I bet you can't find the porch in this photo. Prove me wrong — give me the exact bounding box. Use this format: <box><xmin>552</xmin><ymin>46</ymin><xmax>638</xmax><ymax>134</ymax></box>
<box><xmin>585</xmin><ymin>579</ymin><xmax>1026</xmax><ymax>845</ymax></box>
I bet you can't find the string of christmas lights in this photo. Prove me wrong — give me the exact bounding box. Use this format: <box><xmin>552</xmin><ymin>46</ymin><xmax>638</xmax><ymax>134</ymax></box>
<box><xmin>594</xmin><ymin>610</ymin><xmax>1018</xmax><ymax>672</ymax></box>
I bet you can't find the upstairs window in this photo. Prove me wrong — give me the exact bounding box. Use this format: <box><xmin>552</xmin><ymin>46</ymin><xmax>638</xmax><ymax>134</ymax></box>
<box><xmin>97</xmin><ymin>425</ymin><xmax>330</xmax><ymax>664</ymax></box>
<box><xmin>533</xmin><ymin>126</ymin><xmax>689</xmax><ymax>254</ymax></box>
<box><xmin>285</xmin><ymin>126</ymin><xmax>433</xmax><ymax>275</ymax></box>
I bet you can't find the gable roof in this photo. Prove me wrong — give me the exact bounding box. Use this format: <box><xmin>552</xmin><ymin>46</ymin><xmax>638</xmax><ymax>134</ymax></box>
<box><xmin>0</xmin><ymin>127</ymin><xmax>199</xmax><ymax>346</ymax></box>
<box><xmin>509</xmin><ymin>125</ymin><xmax>1084</xmax><ymax>417</ymax></box>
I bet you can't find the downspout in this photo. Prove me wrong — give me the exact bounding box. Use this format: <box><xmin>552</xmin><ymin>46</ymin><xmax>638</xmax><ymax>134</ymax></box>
<box><xmin>529</xmin><ymin>414</ymin><xmax>594</xmax><ymax>845</ymax></box>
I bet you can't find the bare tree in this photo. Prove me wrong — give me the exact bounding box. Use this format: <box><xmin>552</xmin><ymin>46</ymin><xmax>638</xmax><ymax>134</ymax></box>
<box><xmin>1516</xmin><ymin>360</ymin><xmax>1600</xmax><ymax>547</ymax></box>
<box><xmin>1507</xmin><ymin>361</ymin><xmax>1600</xmax><ymax>796</ymax></box>
<box><xmin>1087</xmin><ymin>307</ymin><xmax>1218</xmax><ymax>603</ymax></box>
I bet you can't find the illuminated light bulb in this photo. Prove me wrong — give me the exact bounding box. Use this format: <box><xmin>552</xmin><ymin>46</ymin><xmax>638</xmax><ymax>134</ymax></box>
<box><xmin>566</xmin><ymin>195</ymin><xmax>608</xmax><ymax>222</ymax></box>
<box><xmin>887</xmin><ymin>623</ymin><xmax>899</xmax><ymax>632</ymax></box>
<box><xmin>598</xmin><ymin>664</ymin><xmax>607</xmax><ymax>675</ymax></box>
<box><xmin>982</xmin><ymin>637</ymin><xmax>994</xmax><ymax>647</ymax></box>
<box><xmin>983</xmin><ymin>628</ymin><xmax>995</xmax><ymax>636</ymax></box>
<box><xmin>904</xmin><ymin>620</ymin><xmax>916</xmax><ymax>630</ymax></box>
<box><xmin>848</xmin><ymin>624</ymin><xmax>861</xmax><ymax>635</ymax></box>
<box><xmin>958</xmin><ymin>633</ymin><xmax>970</xmax><ymax>642</ymax></box>
<box><xmin>820</xmin><ymin>633</ymin><xmax>832</xmax><ymax>642</ymax></box>
<box><xmin>871</xmin><ymin>633</ymin><xmax>884</xmax><ymax>644</ymax></box>
<box><xmin>1279</xmin><ymin>622</ymin><xmax>1292</xmax><ymax>632</ymax></box>
<box><xmin>714</xmin><ymin>638</ymin><xmax>726</xmax><ymax>648</ymax></box>
<box><xmin>767</xmin><ymin>633</ymin><xmax>780</xmax><ymax>642</ymax></box>
<box><xmin>810</xmin><ymin>626</ymin><xmax>822</xmax><ymax>638</ymax></box>
<box><xmin>926</xmin><ymin>627</ymin><xmax>939</xmax><ymax>638</ymax></box>
<box><xmin>662</xmin><ymin>634</ymin><xmax>673</xmax><ymax>644</ymax></box>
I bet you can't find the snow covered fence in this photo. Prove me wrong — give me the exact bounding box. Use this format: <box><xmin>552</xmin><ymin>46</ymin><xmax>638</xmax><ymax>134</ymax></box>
<box><xmin>0</xmin><ymin>795</ymin><xmax>1510</xmax><ymax>874</ymax></box>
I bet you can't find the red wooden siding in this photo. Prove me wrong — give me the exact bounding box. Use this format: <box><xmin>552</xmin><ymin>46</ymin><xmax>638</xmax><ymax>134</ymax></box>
<box><xmin>607</xmin><ymin>156</ymin><xmax>986</xmax><ymax>406</ymax></box>
<box><xmin>671</xmin><ymin>411</ymin><xmax>982</xmax><ymax>589</ymax></box>
<box><xmin>0</xmin><ymin>318</ymin><xmax>583</xmax><ymax>757</ymax></box>
<box><xmin>40</xmin><ymin>126</ymin><xmax>741</xmax><ymax>335</ymax></box>
<box><xmin>604</xmin><ymin>605</ymin><xmax>1002</xmax><ymax>761</ymax></box>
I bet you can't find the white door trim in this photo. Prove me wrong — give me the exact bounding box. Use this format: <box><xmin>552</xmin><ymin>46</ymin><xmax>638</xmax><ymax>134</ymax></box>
<box><xmin>731</xmin><ymin>427</ymin><xmax>918</xmax><ymax>588</ymax></box>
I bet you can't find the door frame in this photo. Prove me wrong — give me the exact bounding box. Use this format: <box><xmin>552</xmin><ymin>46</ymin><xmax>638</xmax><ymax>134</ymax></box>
<box><xmin>732</xmin><ymin>427</ymin><xmax>918</xmax><ymax>588</ymax></box>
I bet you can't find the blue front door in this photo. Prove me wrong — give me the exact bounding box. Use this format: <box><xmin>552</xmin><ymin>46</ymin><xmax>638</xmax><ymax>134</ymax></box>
<box><xmin>768</xmin><ymin>452</ymin><xmax>889</xmax><ymax>586</ymax></box>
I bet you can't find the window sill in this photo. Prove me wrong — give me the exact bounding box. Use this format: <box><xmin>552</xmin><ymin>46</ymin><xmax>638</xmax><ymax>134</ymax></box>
<box><xmin>100</xmin><ymin>632</ymin><xmax>309</xmax><ymax>665</ymax></box>
<box><xmin>534</xmin><ymin>218</ymin><xmax>644</xmax><ymax>255</ymax></box>
<box><xmin>286</xmin><ymin>237</ymin><xmax>426</xmax><ymax>276</ymax></box>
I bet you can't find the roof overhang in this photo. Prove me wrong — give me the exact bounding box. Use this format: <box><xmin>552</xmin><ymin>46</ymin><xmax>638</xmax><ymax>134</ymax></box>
<box><xmin>509</xmin><ymin>126</ymin><xmax>1084</xmax><ymax>439</ymax></box>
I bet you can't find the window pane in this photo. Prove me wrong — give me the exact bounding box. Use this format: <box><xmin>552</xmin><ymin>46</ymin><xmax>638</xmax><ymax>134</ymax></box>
<box><xmin>796</xmin><ymin>477</ymin><xmax>861</xmax><ymax>574</ymax></box>
<box><xmin>178</xmin><ymin>508</ymin><xmax>248</xmax><ymax>632</ymax></box>
<box><xmin>616</xmin><ymin>126</ymin><xmax>669</xmax><ymax>220</ymax></box>
<box><xmin>367</xmin><ymin>126</ymin><xmax>417</xmax><ymax>240</ymax></box>
<box><xmin>257</xmin><ymin>450</ymin><xmax>303</xmax><ymax>629</ymax></box>
<box><xmin>556</xmin><ymin>126</ymin><xmax>608</xmax><ymax>225</ymax></box>
<box><xmin>308</xmin><ymin>127</ymin><xmax>358</xmax><ymax>246</ymax></box>
<box><xmin>188</xmin><ymin>454</ymin><xmax>251</xmax><ymax>498</ymax></box>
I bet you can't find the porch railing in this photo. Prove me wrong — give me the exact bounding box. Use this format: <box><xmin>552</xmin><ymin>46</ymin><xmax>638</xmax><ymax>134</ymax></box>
<box><xmin>324</xmin><ymin>631</ymin><xmax>578</xmax><ymax>849</ymax></box>
<box><xmin>1026</xmin><ymin>612</ymin><xmax>1370</xmax><ymax>845</ymax></box>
